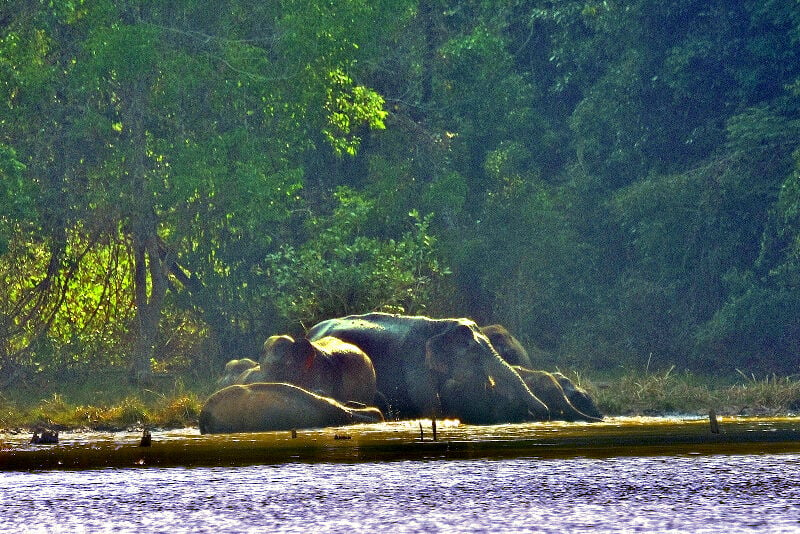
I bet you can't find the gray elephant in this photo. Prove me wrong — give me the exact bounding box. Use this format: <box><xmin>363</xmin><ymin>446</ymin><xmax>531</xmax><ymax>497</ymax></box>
<box><xmin>481</xmin><ymin>324</ymin><xmax>555</xmax><ymax>369</ymax></box>
<box><xmin>198</xmin><ymin>382</ymin><xmax>384</xmax><ymax>434</ymax></box>
<box><xmin>306</xmin><ymin>313</ymin><xmax>550</xmax><ymax>424</ymax></box>
<box><xmin>512</xmin><ymin>367</ymin><xmax>602</xmax><ymax>422</ymax></box>
<box><xmin>551</xmin><ymin>371</ymin><xmax>604</xmax><ymax>420</ymax></box>
<box><xmin>260</xmin><ymin>335</ymin><xmax>377</xmax><ymax>405</ymax></box>
<box><xmin>480</xmin><ymin>324</ymin><xmax>534</xmax><ymax>368</ymax></box>
<box><xmin>216</xmin><ymin>358</ymin><xmax>259</xmax><ymax>388</ymax></box>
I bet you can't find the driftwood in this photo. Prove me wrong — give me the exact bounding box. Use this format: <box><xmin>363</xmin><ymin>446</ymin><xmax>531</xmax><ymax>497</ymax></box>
<box><xmin>709</xmin><ymin>410</ymin><xmax>720</xmax><ymax>434</ymax></box>
<box><xmin>30</xmin><ymin>429</ymin><xmax>59</xmax><ymax>444</ymax></box>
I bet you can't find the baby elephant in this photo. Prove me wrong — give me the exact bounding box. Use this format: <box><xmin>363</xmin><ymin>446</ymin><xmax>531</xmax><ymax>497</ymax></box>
<box><xmin>217</xmin><ymin>358</ymin><xmax>260</xmax><ymax>388</ymax></box>
<box><xmin>514</xmin><ymin>366</ymin><xmax>603</xmax><ymax>422</ymax></box>
<box><xmin>199</xmin><ymin>382</ymin><xmax>384</xmax><ymax>434</ymax></box>
<box><xmin>260</xmin><ymin>335</ymin><xmax>377</xmax><ymax>405</ymax></box>
<box><xmin>481</xmin><ymin>324</ymin><xmax>534</xmax><ymax>368</ymax></box>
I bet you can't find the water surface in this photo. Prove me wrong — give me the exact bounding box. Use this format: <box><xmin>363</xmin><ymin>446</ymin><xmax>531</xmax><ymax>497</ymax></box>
<box><xmin>4</xmin><ymin>416</ymin><xmax>800</xmax><ymax>469</ymax></box>
<box><xmin>3</xmin><ymin>417</ymin><xmax>800</xmax><ymax>532</ymax></box>
<box><xmin>2</xmin><ymin>454</ymin><xmax>799</xmax><ymax>533</ymax></box>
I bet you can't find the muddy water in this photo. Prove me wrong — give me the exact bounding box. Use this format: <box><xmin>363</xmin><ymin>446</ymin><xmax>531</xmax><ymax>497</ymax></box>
<box><xmin>2</xmin><ymin>417</ymin><xmax>800</xmax><ymax>533</ymax></box>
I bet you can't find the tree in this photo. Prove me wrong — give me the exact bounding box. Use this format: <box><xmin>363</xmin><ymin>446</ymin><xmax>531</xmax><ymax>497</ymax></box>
<box><xmin>264</xmin><ymin>187</ymin><xmax>449</xmax><ymax>329</ymax></box>
<box><xmin>0</xmin><ymin>0</ymin><xmax>392</xmax><ymax>382</ymax></box>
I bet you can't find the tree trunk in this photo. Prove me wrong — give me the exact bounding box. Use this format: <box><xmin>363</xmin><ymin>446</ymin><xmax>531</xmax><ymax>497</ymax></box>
<box><xmin>125</xmin><ymin>74</ymin><xmax>165</xmax><ymax>385</ymax></box>
<box><xmin>418</xmin><ymin>0</ymin><xmax>436</xmax><ymax>115</ymax></box>
<box><xmin>414</xmin><ymin>0</ymin><xmax>439</xmax><ymax>184</ymax></box>
<box><xmin>131</xmin><ymin>235</ymin><xmax>166</xmax><ymax>385</ymax></box>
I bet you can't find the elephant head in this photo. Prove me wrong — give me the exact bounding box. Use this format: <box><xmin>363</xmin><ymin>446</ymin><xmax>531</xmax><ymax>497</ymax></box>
<box><xmin>552</xmin><ymin>371</ymin><xmax>603</xmax><ymax>420</ymax></box>
<box><xmin>480</xmin><ymin>324</ymin><xmax>533</xmax><ymax>368</ymax></box>
<box><xmin>259</xmin><ymin>334</ymin><xmax>315</xmax><ymax>385</ymax></box>
<box><xmin>259</xmin><ymin>334</ymin><xmax>377</xmax><ymax>405</ymax></box>
<box><xmin>425</xmin><ymin>321</ymin><xmax>550</xmax><ymax>424</ymax></box>
<box><xmin>217</xmin><ymin>357</ymin><xmax>259</xmax><ymax>388</ymax></box>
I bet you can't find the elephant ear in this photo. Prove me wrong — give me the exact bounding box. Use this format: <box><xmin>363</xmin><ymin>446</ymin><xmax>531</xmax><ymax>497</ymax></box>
<box><xmin>425</xmin><ymin>323</ymin><xmax>475</xmax><ymax>374</ymax></box>
<box><xmin>425</xmin><ymin>337</ymin><xmax>449</xmax><ymax>374</ymax></box>
<box><xmin>261</xmin><ymin>334</ymin><xmax>295</xmax><ymax>366</ymax></box>
<box><xmin>292</xmin><ymin>338</ymin><xmax>317</xmax><ymax>371</ymax></box>
<box><xmin>450</xmin><ymin>323</ymin><xmax>479</xmax><ymax>357</ymax></box>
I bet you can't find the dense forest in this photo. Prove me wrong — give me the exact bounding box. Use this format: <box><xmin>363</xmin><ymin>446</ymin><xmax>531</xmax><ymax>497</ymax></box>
<box><xmin>1</xmin><ymin>0</ymin><xmax>799</xmax><ymax>387</ymax></box>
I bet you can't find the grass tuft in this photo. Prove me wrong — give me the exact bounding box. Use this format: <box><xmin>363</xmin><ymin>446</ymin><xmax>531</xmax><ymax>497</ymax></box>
<box><xmin>588</xmin><ymin>368</ymin><xmax>800</xmax><ymax>417</ymax></box>
<box><xmin>0</xmin><ymin>371</ymin><xmax>217</xmax><ymax>432</ymax></box>
<box><xmin>153</xmin><ymin>394</ymin><xmax>203</xmax><ymax>428</ymax></box>
<box><xmin>2</xmin><ymin>367</ymin><xmax>799</xmax><ymax>432</ymax></box>
<box><xmin>721</xmin><ymin>373</ymin><xmax>800</xmax><ymax>415</ymax></box>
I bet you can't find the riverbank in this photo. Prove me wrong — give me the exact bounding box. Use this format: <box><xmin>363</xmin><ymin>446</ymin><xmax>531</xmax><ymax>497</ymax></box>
<box><xmin>1</xmin><ymin>368</ymin><xmax>799</xmax><ymax>433</ymax></box>
<box><xmin>5</xmin><ymin>417</ymin><xmax>800</xmax><ymax>470</ymax></box>
<box><xmin>0</xmin><ymin>370</ymin><xmax>213</xmax><ymax>433</ymax></box>
<box><xmin>590</xmin><ymin>367</ymin><xmax>800</xmax><ymax>417</ymax></box>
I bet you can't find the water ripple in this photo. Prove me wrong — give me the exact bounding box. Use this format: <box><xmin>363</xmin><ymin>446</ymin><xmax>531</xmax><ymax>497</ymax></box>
<box><xmin>2</xmin><ymin>454</ymin><xmax>800</xmax><ymax>533</ymax></box>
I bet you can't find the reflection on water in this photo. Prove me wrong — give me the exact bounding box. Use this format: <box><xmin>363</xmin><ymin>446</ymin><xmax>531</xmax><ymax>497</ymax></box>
<box><xmin>2</xmin><ymin>454</ymin><xmax>800</xmax><ymax>533</ymax></box>
<box><xmin>5</xmin><ymin>416</ymin><xmax>800</xmax><ymax>470</ymax></box>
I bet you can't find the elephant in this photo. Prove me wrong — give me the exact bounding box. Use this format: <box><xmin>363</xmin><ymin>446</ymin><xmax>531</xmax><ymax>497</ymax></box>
<box><xmin>259</xmin><ymin>335</ymin><xmax>377</xmax><ymax>405</ymax></box>
<box><xmin>306</xmin><ymin>313</ymin><xmax>550</xmax><ymax>424</ymax></box>
<box><xmin>480</xmin><ymin>324</ymin><xmax>534</xmax><ymax>368</ymax></box>
<box><xmin>511</xmin><ymin>367</ymin><xmax>602</xmax><ymax>422</ymax></box>
<box><xmin>237</xmin><ymin>365</ymin><xmax>268</xmax><ymax>384</ymax></box>
<box><xmin>551</xmin><ymin>371</ymin><xmax>604</xmax><ymax>420</ymax></box>
<box><xmin>198</xmin><ymin>382</ymin><xmax>385</xmax><ymax>434</ymax></box>
<box><xmin>217</xmin><ymin>358</ymin><xmax>259</xmax><ymax>388</ymax></box>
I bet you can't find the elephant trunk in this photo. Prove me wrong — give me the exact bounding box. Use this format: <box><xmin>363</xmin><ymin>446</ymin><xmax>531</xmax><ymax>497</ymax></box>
<box><xmin>485</xmin><ymin>357</ymin><xmax>550</xmax><ymax>421</ymax></box>
<box><xmin>349</xmin><ymin>406</ymin><xmax>385</xmax><ymax>424</ymax></box>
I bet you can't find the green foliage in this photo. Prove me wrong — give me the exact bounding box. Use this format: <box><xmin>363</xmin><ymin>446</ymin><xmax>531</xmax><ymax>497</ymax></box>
<box><xmin>0</xmin><ymin>0</ymin><xmax>399</xmax><ymax>378</ymax></box>
<box><xmin>684</xmin><ymin>105</ymin><xmax>800</xmax><ymax>373</ymax></box>
<box><xmin>475</xmin><ymin>159</ymin><xmax>592</xmax><ymax>348</ymax></box>
<box><xmin>422</xmin><ymin>171</ymin><xmax>468</xmax><ymax>218</ymax></box>
<box><xmin>263</xmin><ymin>187</ymin><xmax>449</xmax><ymax>328</ymax></box>
<box><xmin>0</xmin><ymin>229</ymin><xmax>134</xmax><ymax>374</ymax></box>
<box><xmin>773</xmin><ymin>163</ymin><xmax>800</xmax><ymax>282</ymax></box>
<box><xmin>323</xmin><ymin>69</ymin><xmax>388</xmax><ymax>156</ymax></box>
<box><xmin>696</xmin><ymin>281</ymin><xmax>800</xmax><ymax>372</ymax></box>
<box><xmin>0</xmin><ymin>145</ymin><xmax>30</xmax><ymax>253</ymax></box>
<box><xmin>2</xmin><ymin>0</ymin><xmax>800</xmax><ymax>384</ymax></box>
<box><xmin>83</xmin><ymin>23</ymin><xmax>161</xmax><ymax>83</ymax></box>
<box><xmin>438</xmin><ymin>23</ymin><xmax>549</xmax><ymax>190</ymax></box>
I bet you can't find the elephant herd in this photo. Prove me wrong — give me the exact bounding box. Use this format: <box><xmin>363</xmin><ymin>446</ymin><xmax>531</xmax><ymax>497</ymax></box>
<box><xmin>199</xmin><ymin>313</ymin><xmax>603</xmax><ymax>434</ymax></box>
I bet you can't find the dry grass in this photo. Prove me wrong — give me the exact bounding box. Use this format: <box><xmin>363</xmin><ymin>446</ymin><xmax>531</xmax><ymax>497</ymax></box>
<box><xmin>0</xmin><ymin>372</ymin><xmax>212</xmax><ymax>432</ymax></box>
<box><xmin>586</xmin><ymin>368</ymin><xmax>800</xmax><ymax>417</ymax></box>
<box><xmin>0</xmin><ymin>392</ymin><xmax>204</xmax><ymax>432</ymax></box>
<box><xmin>718</xmin><ymin>371</ymin><xmax>800</xmax><ymax>415</ymax></box>
<box><xmin>2</xmin><ymin>368</ymin><xmax>799</xmax><ymax>431</ymax></box>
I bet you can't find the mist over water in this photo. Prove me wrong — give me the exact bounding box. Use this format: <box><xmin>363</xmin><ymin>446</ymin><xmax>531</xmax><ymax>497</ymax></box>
<box><xmin>3</xmin><ymin>454</ymin><xmax>800</xmax><ymax>533</ymax></box>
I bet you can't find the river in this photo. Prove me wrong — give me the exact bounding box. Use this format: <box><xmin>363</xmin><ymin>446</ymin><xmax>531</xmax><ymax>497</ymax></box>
<box><xmin>2</xmin><ymin>417</ymin><xmax>800</xmax><ymax>533</ymax></box>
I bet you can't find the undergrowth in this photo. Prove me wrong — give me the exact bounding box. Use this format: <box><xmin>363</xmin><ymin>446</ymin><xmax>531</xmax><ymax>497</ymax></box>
<box><xmin>0</xmin><ymin>370</ymin><xmax>213</xmax><ymax>432</ymax></box>
<box><xmin>584</xmin><ymin>368</ymin><xmax>800</xmax><ymax>417</ymax></box>
<box><xmin>1</xmin><ymin>368</ymin><xmax>799</xmax><ymax>432</ymax></box>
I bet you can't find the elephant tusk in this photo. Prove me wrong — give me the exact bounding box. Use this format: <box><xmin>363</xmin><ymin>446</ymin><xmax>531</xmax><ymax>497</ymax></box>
<box><xmin>485</xmin><ymin>375</ymin><xmax>496</xmax><ymax>390</ymax></box>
